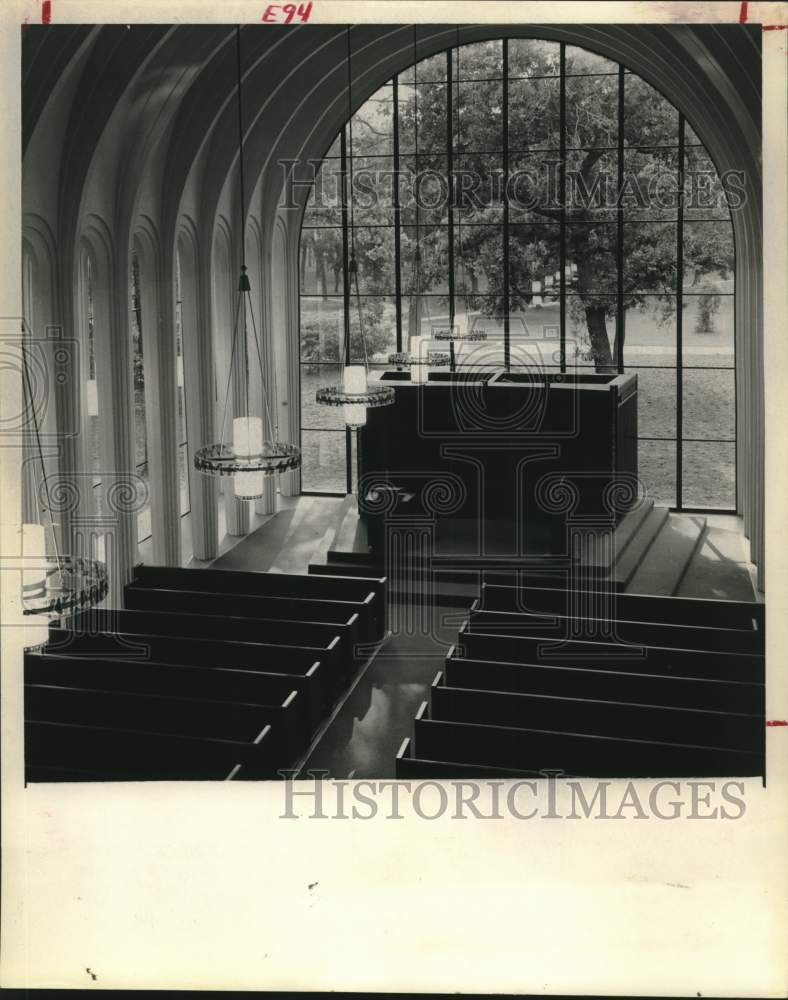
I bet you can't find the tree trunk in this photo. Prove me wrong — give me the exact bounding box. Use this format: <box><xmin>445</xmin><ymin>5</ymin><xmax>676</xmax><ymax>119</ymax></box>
<box><xmin>585</xmin><ymin>305</ymin><xmax>616</xmax><ymax>373</ymax></box>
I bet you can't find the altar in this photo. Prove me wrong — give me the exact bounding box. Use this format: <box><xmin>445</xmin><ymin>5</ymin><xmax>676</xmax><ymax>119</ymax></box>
<box><xmin>357</xmin><ymin>369</ymin><xmax>638</xmax><ymax>557</ymax></box>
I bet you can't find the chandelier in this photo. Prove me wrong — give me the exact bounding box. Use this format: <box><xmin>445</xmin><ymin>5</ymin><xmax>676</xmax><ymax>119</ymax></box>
<box><xmin>194</xmin><ymin>26</ymin><xmax>301</xmax><ymax>497</ymax></box>
<box><xmin>17</xmin><ymin>328</ymin><xmax>108</xmax><ymax>647</ymax></box>
<box><xmin>315</xmin><ymin>27</ymin><xmax>395</xmax><ymax>427</ymax></box>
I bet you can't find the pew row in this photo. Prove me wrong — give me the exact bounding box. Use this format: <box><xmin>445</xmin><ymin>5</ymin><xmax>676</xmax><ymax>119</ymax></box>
<box><xmin>466</xmin><ymin>603</ymin><xmax>763</xmax><ymax>656</ymax></box>
<box><xmin>132</xmin><ymin>564</ymin><xmax>387</xmax><ymax>641</ymax></box>
<box><xmin>478</xmin><ymin>582</ymin><xmax>765</xmax><ymax>632</ymax></box>
<box><xmin>443</xmin><ymin>646</ymin><xmax>764</xmax><ymax>716</ymax></box>
<box><xmin>124</xmin><ymin>582</ymin><xmax>378</xmax><ymax>646</ymax></box>
<box><xmin>25</xmin><ymin>719</ymin><xmax>276</xmax><ymax>781</ymax></box>
<box><xmin>397</xmin><ymin>701</ymin><xmax>763</xmax><ymax>779</ymax></box>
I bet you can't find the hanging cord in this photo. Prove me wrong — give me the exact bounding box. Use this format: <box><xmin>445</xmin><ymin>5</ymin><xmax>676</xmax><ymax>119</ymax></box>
<box><xmin>21</xmin><ymin>330</ymin><xmax>62</xmax><ymax>572</ymax></box>
<box><xmin>346</xmin><ymin>26</ymin><xmax>371</xmax><ymax>372</ymax></box>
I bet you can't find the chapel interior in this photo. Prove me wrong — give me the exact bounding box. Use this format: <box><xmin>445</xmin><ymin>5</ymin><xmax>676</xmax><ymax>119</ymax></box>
<box><xmin>15</xmin><ymin>21</ymin><xmax>766</xmax><ymax>782</ymax></box>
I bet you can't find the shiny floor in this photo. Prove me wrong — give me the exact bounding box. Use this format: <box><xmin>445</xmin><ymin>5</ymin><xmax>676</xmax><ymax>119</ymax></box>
<box><xmin>173</xmin><ymin>495</ymin><xmax>760</xmax><ymax>779</ymax></box>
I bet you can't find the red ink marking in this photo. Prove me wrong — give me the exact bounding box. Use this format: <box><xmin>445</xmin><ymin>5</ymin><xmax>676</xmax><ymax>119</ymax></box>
<box><xmin>766</xmin><ymin>720</ymin><xmax>788</xmax><ymax>726</ymax></box>
<box><xmin>261</xmin><ymin>1</ymin><xmax>312</xmax><ymax>23</ymax></box>
<box><xmin>42</xmin><ymin>0</ymin><xmax>51</xmax><ymax>24</ymax></box>
<box><xmin>763</xmin><ymin>24</ymin><xmax>787</xmax><ymax>30</ymax></box>
<box><xmin>739</xmin><ymin>1</ymin><xmax>748</xmax><ymax>23</ymax></box>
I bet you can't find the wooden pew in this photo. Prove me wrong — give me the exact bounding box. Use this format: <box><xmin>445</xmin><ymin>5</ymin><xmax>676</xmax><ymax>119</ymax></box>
<box><xmin>458</xmin><ymin>622</ymin><xmax>764</xmax><ymax>684</ymax></box>
<box><xmin>409</xmin><ymin>703</ymin><xmax>763</xmax><ymax>778</ymax></box>
<box><xmin>395</xmin><ymin>736</ymin><xmax>541</xmax><ymax>780</ymax></box>
<box><xmin>26</xmin><ymin>650</ymin><xmax>325</xmax><ymax>732</ymax></box>
<box><xmin>25</xmin><ymin>719</ymin><xmax>276</xmax><ymax>781</ymax></box>
<box><xmin>467</xmin><ymin>604</ymin><xmax>763</xmax><ymax>656</ymax></box>
<box><xmin>443</xmin><ymin>646</ymin><xmax>764</xmax><ymax>715</ymax></box>
<box><xmin>479</xmin><ymin>582</ymin><xmax>765</xmax><ymax>632</ymax></box>
<box><xmin>132</xmin><ymin>565</ymin><xmax>387</xmax><ymax>641</ymax></box>
<box><xmin>25</xmin><ymin>682</ymin><xmax>306</xmax><ymax>765</ymax></box>
<box><xmin>429</xmin><ymin>672</ymin><xmax>762</xmax><ymax>753</ymax></box>
<box><xmin>124</xmin><ymin>582</ymin><xmax>378</xmax><ymax>646</ymax></box>
<box><xmin>62</xmin><ymin>608</ymin><xmax>356</xmax><ymax>684</ymax></box>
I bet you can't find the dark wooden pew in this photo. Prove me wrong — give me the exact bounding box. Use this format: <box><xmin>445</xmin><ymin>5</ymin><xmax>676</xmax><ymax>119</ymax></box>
<box><xmin>429</xmin><ymin>672</ymin><xmax>762</xmax><ymax>753</ymax></box>
<box><xmin>395</xmin><ymin>736</ymin><xmax>541</xmax><ymax>780</ymax></box>
<box><xmin>124</xmin><ymin>582</ymin><xmax>378</xmax><ymax>645</ymax></box>
<box><xmin>467</xmin><ymin>604</ymin><xmax>763</xmax><ymax>656</ymax></box>
<box><xmin>443</xmin><ymin>647</ymin><xmax>764</xmax><ymax>715</ymax></box>
<box><xmin>458</xmin><ymin>623</ymin><xmax>764</xmax><ymax>684</ymax></box>
<box><xmin>409</xmin><ymin>704</ymin><xmax>763</xmax><ymax>778</ymax></box>
<box><xmin>132</xmin><ymin>565</ymin><xmax>387</xmax><ymax>641</ymax></box>
<box><xmin>25</xmin><ymin>650</ymin><xmax>325</xmax><ymax>732</ymax></box>
<box><xmin>25</xmin><ymin>682</ymin><xmax>305</xmax><ymax>764</ymax></box>
<box><xmin>25</xmin><ymin>719</ymin><xmax>276</xmax><ymax>781</ymax></box>
<box><xmin>62</xmin><ymin>608</ymin><xmax>356</xmax><ymax>683</ymax></box>
<box><xmin>479</xmin><ymin>582</ymin><xmax>765</xmax><ymax>632</ymax></box>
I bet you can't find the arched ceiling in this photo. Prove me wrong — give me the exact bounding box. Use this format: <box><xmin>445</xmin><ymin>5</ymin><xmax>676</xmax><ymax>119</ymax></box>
<box><xmin>22</xmin><ymin>22</ymin><xmax>761</xmax><ymax>261</ymax></box>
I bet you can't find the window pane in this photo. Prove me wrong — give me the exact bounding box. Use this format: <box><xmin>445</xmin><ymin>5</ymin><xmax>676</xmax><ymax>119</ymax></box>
<box><xmin>300</xmin><ymin>297</ymin><xmax>344</xmax><ymax>361</ymax></box>
<box><xmin>682</xmin><ymin>441</ymin><xmax>735</xmax><ymax>508</ymax></box>
<box><xmin>566</xmin><ymin>223</ymin><xmax>617</xmax><ymax>293</ymax></box>
<box><xmin>565</xmin><ymin>75</ymin><xmax>618</xmax><ymax>148</ymax></box>
<box><xmin>301</xmin><ymin>362</ymin><xmax>347</xmax><ymax>430</ymax></box>
<box><xmin>509</xmin><ymin>154</ymin><xmax>563</xmax><ymax>222</ymax></box>
<box><xmin>302</xmin><ymin>159</ymin><xmax>343</xmax><ymax>227</ymax></box>
<box><xmin>454</xmin><ymin>153</ymin><xmax>504</xmax><ymax>222</ymax></box>
<box><xmin>683</xmin><ymin>369</ymin><xmax>735</xmax><ymax>441</ymax></box>
<box><xmin>508</xmin><ymin>39</ymin><xmax>560</xmax><ymax>78</ymax></box>
<box><xmin>566</xmin><ymin>294</ymin><xmax>618</xmax><ymax>368</ymax></box>
<box><xmin>638</xmin><ymin>439</ymin><xmax>676</xmax><ymax>506</ymax></box>
<box><xmin>635</xmin><ymin>368</ymin><xmax>676</xmax><ymax>438</ymax></box>
<box><xmin>682</xmin><ymin>221</ymin><xmax>734</xmax><ymax>291</ymax></box>
<box><xmin>565</xmin><ymin>46</ymin><xmax>618</xmax><ymax>76</ymax></box>
<box><xmin>509</xmin><ymin>224</ymin><xmax>561</xmax><ymax>300</ymax></box>
<box><xmin>402</xmin><ymin>225</ymin><xmax>449</xmax><ymax>294</ymax></box>
<box><xmin>457</xmin><ymin>80</ymin><xmax>503</xmax><ymax>150</ymax></box>
<box><xmin>350</xmin><ymin>156</ymin><xmax>395</xmax><ymax>225</ymax></box>
<box><xmin>622</xmin><ymin>75</ymin><xmax>679</xmax><ymax>146</ymax></box>
<box><xmin>401</xmin><ymin>154</ymin><xmax>450</xmax><ymax>225</ymax></box>
<box><xmin>458</xmin><ymin>40</ymin><xmax>503</xmax><ymax>80</ymax></box>
<box><xmin>299</xmin><ymin>229</ymin><xmax>344</xmax><ymax>295</ymax></box>
<box><xmin>565</xmin><ymin>148</ymin><xmax>618</xmax><ymax>219</ymax></box>
<box><xmin>350</xmin><ymin>84</ymin><xmax>394</xmax><ymax>157</ymax></box>
<box><xmin>400</xmin><ymin>52</ymin><xmax>447</xmax><ymax>84</ymax></box>
<box><xmin>623</xmin><ymin>222</ymin><xmax>678</xmax><ymax>294</ymax></box>
<box><xmin>624</xmin><ymin>298</ymin><xmax>677</xmax><ymax>366</ymax></box>
<box><xmin>682</xmin><ymin>294</ymin><xmax>734</xmax><ymax>366</ymax></box>
<box><xmin>136</xmin><ymin>460</ymin><xmax>151</xmax><ymax>543</ymax></box>
<box><xmin>508</xmin><ymin>77</ymin><xmax>560</xmax><ymax>151</ymax></box>
<box><xmin>301</xmin><ymin>430</ymin><xmax>346</xmax><ymax>493</ymax></box>
<box><xmin>622</xmin><ymin>147</ymin><xmax>680</xmax><ymax>220</ymax></box>
<box><xmin>350</xmin><ymin>226</ymin><xmax>397</xmax><ymax>293</ymax></box>
<box><xmin>398</xmin><ymin>83</ymin><xmax>447</xmax><ymax>154</ymax></box>
<box><xmin>454</xmin><ymin>336</ymin><xmax>507</xmax><ymax>370</ymax></box>
<box><xmin>455</xmin><ymin>225</ymin><xmax>504</xmax><ymax>300</ymax></box>
<box><xmin>349</xmin><ymin>296</ymin><xmax>397</xmax><ymax>362</ymax></box>
<box><xmin>684</xmin><ymin>147</ymin><xmax>731</xmax><ymax>220</ymax></box>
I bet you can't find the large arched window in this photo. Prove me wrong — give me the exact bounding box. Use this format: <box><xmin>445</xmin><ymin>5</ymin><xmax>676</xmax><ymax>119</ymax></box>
<box><xmin>299</xmin><ymin>38</ymin><xmax>736</xmax><ymax>509</ymax></box>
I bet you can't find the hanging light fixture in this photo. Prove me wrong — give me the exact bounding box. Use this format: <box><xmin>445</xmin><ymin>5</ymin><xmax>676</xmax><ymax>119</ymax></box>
<box><xmin>17</xmin><ymin>329</ymin><xmax>108</xmax><ymax>647</ymax></box>
<box><xmin>315</xmin><ymin>26</ymin><xmax>395</xmax><ymax>427</ymax></box>
<box><xmin>194</xmin><ymin>26</ymin><xmax>301</xmax><ymax>496</ymax></box>
<box><xmin>387</xmin><ymin>26</ymin><xmax>450</xmax><ymax>382</ymax></box>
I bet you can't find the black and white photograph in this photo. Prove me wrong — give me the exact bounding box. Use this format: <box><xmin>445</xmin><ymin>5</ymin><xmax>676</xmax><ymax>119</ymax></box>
<box><xmin>0</xmin><ymin>0</ymin><xmax>786</xmax><ymax>994</ymax></box>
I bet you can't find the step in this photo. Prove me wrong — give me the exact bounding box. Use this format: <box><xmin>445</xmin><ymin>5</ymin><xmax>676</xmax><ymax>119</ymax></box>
<box><xmin>627</xmin><ymin>514</ymin><xmax>707</xmax><ymax>596</ymax></box>
<box><xmin>609</xmin><ymin>505</ymin><xmax>670</xmax><ymax>587</ymax></box>
<box><xmin>327</xmin><ymin>496</ymin><xmax>370</xmax><ymax>562</ymax></box>
<box><xmin>578</xmin><ymin>498</ymin><xmax>655</xmax><ymax>571</ymax></box>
